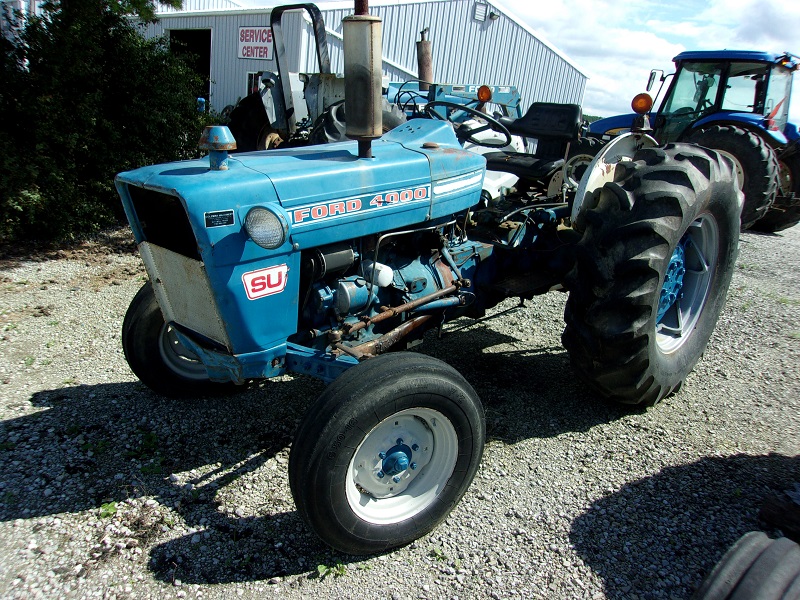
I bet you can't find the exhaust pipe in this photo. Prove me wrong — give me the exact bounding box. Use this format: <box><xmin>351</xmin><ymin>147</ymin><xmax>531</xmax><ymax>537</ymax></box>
<box><xmin>343</xmin><ymin>0</ymin><xmax>382</xmax><ymax>158</ymax></box>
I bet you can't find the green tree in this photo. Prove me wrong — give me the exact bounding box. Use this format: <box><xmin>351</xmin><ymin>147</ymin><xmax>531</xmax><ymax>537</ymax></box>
<box><xmin>0</xmin><ymin>0</ymin><xmax>213</xmax><ymax>243</ymax></box>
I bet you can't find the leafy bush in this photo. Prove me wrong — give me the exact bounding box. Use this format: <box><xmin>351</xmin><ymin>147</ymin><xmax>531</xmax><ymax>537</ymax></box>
<box><xmin>0</xmin><ymin>0</ymin><xmax>212</xmax><ymax>243</ymax></box>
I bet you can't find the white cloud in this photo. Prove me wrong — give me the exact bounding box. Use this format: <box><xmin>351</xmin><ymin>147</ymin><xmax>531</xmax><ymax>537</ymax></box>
<box><xmin>502</xmin><ymin>0</ymin><xmax>800</xmax><ymax>125</ymax></box>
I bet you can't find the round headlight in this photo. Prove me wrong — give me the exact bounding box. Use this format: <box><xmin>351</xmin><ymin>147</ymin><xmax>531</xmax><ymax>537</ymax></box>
<box><xmin>245</xmin><ymin>207</ymin><xmax>287</xmax><ymax>249</ymax></box>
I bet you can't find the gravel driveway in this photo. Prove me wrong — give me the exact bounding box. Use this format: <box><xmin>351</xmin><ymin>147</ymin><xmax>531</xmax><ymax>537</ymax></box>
<box><xmin>1</xmin><ymin>226</ymin><xmax>798</xmax><ymax>600</ymax></box>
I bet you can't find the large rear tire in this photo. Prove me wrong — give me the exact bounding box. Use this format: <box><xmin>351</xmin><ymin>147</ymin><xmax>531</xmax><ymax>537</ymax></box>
<box><xmin>693</xmin><ymin>532</ymin><xmax>800</xmax><ymax>599</ymax></box>
<box><xmin>686</xmin><ymin>125</ymin><xmax>779</xmax><ymax>229</ymax></box>
<box><xmin>751</xmin><ymin>153</ymin><xmax>800</xmax><ymax>233</ymax></box>
<box><xmin>288</xmin><ymin>352</ymin><xmax>485</xmax><ymax>555</ymax></box>
<box><xmin>562</xmin><ymin>144</ymin><xmax>741</xmax><ymax>406</ymax></box>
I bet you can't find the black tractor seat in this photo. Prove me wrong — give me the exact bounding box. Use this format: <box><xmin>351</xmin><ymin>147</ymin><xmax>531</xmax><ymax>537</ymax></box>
<box><xmin>486</xmin><ymin>102</ymin><xmax>583</xmax><ymax>181</ymax></box>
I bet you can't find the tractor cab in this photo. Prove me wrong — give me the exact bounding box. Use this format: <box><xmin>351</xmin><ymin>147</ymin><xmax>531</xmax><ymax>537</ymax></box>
<box><xmin>647</xmin><ymin>50</ymin><xmax>798</xmax><ymax>143</ymax></box>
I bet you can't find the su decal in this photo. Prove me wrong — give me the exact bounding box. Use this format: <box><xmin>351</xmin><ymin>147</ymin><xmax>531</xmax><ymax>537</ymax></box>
<box><xmin>242</xmin><ymin>264</ymin><xmax>289</xmax><ymax>300</ymax></box>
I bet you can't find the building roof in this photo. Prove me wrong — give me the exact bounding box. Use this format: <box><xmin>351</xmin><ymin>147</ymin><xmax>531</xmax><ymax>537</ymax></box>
<box><xmin>157</xmin><ymin>0</ymin><xmax>587</xmax><ymax>77</ymax></box>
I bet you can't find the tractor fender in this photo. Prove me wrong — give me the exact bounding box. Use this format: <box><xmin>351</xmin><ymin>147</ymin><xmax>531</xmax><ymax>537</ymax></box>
<box><xmin>570</xmin><ymin>132</ymin><xmax>659</xmax><ymax>228</ymax></box>
<box><xmin>686</xmin><ymin>113</ymin><xmax>789</xmax><ymax>146</ymax></box>
<box><xmin>587</xmin><ymin>112</ymin><xmax>641</xmax><ymax>137</ymax></box>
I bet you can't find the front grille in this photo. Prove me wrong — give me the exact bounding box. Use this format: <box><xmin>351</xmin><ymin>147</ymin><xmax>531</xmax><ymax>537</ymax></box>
<box><xmin>127</xmin><ymin>186</ymin><xmax>200</xmax><ymax>260</ymax></box>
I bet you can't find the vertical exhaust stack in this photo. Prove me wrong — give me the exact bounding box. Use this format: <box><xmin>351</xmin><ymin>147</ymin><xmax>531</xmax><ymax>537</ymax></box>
<box><xmin>343</xmin><ymin>0</ymin><xmax>382</xmax><ymax>158</ymax></box>
<box><xmin>417</xmin><ymin>27</ymin><xmax>433</xmax><ymax>92</ymax></box>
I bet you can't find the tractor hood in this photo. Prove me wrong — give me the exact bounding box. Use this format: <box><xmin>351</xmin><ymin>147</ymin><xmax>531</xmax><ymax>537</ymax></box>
<box><xmin>116</xmin><ymin>119</ymin><xmax>486</xmax><ymax>262</ymax></box>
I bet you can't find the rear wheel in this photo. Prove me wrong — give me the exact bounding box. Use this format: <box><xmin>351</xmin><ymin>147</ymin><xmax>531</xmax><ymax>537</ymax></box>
<box><xmin>562</xmin><ymin>144</ymin><xmax>741</xmax><ymax>405</ymax></box>
<box><xmin>693</xmin><ymin>532</ymin><xmax>800</xmax><ymax>599</ymax></box>
<box><xmin>288</xmin><ymin>352</ymin><xmax>485</xmax><ymax>554</ymax></box>
<box><xmin>751</xmin><ymin>154</ymin><xmax>800</xmax><ymax>233</ymax></box>
<box><xmin>686</xmin><ymin>125</ymin><xmax>779</xmax><ymax>229</ymax></box>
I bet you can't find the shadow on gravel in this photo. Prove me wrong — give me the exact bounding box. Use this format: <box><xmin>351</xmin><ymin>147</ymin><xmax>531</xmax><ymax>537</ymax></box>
<box><xmin>0</xmin><ymin>302</ymin><xmax>635</xmax><ymax>585</ymax></box>
<box><xmin>569</xmin><ymin>454</ymin><xmax>800</xmax><ymax>599</ymax></box>
<box><xmin>422</xmin><ymin>313</ymin><xmax>636</xmax><ymax>442</ymax></box>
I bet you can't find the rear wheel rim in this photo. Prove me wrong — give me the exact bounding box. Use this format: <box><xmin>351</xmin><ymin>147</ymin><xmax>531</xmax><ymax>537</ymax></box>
<box><xmin>656</xmin><ymin>213</ymin><xmax>719</xmax><ymax>354</ymax></box>
<box><xmin>715</xmin><ymin>149</ymin><xmax>745</xmax><ymax>191</ymax></box>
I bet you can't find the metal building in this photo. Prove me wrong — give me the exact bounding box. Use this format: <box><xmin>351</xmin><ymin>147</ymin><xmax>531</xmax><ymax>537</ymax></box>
<box><xmin>143</xmin><ymin>0</ymin><xmax>588</xmax><ymax>113</ymax></box>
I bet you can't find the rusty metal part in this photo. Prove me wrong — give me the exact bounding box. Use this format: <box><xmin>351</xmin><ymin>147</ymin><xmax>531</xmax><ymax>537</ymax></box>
<box><xmin>350</xmin><ymin>314</ymin><xmax>433</xmax><ymax>356</ymax></box>
<box><xmin>339</xmin><ymin>284</ymin><xmax>459</xmax><ymax>336</ymax></box>
<box><xmin>354</xmin><ymin>0</ymin><xmax>369</xmax><ymax>15</ymax></box>
<box><xmin>417</xmin><ymin>27</ymin><xmax>433</xmax><ymax>91</ymax></box>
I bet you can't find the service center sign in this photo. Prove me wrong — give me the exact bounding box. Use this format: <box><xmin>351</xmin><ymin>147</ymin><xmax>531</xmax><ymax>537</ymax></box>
<box><xmin>238</xmin><ymin>26</ymin><xmax>273</xmax><ymax>60</ymax></box>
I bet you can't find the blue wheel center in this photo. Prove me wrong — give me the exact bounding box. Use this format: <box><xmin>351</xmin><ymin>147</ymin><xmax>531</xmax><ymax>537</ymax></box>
<box><xmin>658</xmin><ymin>241</ymin><xmax>687</xmax><ymax>322</ymax></box>
<box><xmin>382</xmin><ymin>444</ymin><xmax>412</xmax><ymax>476</ymax></box>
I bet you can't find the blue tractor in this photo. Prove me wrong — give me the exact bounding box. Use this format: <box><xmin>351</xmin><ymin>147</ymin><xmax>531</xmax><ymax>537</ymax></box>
<box><xmin>116</xmin><ymin>3</ymin><xmax>743</xmax><ymax>554</ymax></box>
<box><xmin>590</xmin><ymin>50</ymin><xmax>800</xmax><ymax>232</ymax></box>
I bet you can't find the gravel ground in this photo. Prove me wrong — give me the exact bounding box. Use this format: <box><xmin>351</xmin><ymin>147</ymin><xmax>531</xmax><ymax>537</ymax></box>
<box><xmin>0</xmin><ymin>226</ymin><xmax>798</xmax><ymax>600</ymax></box>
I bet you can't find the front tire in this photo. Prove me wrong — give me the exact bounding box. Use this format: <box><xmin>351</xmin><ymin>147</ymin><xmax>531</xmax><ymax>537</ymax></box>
<box><xmin>121</xmin><ymin>283</ymin><xmax>237</xmax><ymax>398</ymax></box>
<box><xmin>562</xmin><ymin>144</ymin><xmax>741</xmax><ymax>405</ymax></box>
<box><xmin>686</xmin><ymin>125</ymin><xmax>778</xmax><ymax>229</ymax></box>
<box><xmin>288</xmin><ymin>352</ymin><xmax>485</xmax><ymax>555</ymax></box>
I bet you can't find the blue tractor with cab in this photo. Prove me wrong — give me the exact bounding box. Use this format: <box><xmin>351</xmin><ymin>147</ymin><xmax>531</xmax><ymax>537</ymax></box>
<box><xmin>116</xmin><ymin>3</ymin><xmax>743</xmax><ymax>554</ymax></box>
<box><xmin>590</xmin><ymin>50</ymin><xmax>800</xmax><ymax>232</ymax></box>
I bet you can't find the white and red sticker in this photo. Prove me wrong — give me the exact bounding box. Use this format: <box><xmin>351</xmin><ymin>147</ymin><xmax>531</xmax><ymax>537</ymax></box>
<box><xmin>242</xmin><ymin>264</ymin><xmax>288</xmax><ymax>300</ymax></box>
<box><xmin>289</xmin><ymin>184</ymin><xmax>431</xmax><ymax>227</ymax></box>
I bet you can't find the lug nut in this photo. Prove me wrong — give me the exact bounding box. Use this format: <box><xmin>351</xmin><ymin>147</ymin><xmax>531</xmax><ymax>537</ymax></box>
<box><xmin>396</xmin><ymin>438</ymin><xmax>403</xmax><ymax>445</ymax></box>
<box><xmin>378</xmin><ymin>452</ymin><xmax>386</xmax><ymax>459</ymax></box>
<box><xmin>392</xmin><ymin>475</ymin><xmax>401</xmax><ymax>483</ymax></box>
<box><xmin>411</xmin><ymin>444</ymin><xmax>419</xmax><ymax>451</ymax></box>
<box><xmin>377</xmin><ymin>471</ymin><xmax>384</xmax><ymax>479</ymax></box>
<box><xmin>410</xmin><ymin>462</ymin><xmax>417</xmax><ymax>470</ymax></box>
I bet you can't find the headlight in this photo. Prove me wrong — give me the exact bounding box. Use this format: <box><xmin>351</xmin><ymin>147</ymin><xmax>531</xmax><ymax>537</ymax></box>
<box><xmin>245</xmin><ymin>207</ymin><xmax>287</xmax><ymax>249</ymax></box>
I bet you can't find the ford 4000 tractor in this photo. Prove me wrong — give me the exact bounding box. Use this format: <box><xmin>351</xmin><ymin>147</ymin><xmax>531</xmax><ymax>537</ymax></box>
<box><xmin>591</xmin><ymin>50</ymin><xmax>800</xmax><ymax>232</ymax></box>
<box><xmin>116</xmin><ymin>2</ymin><xmax>742</xmax><ymax>554</ymax></box>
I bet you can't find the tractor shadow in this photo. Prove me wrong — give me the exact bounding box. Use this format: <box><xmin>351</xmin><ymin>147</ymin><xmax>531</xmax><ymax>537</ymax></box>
<box><xmin>0</xmin><ymin>300</ymin><xmax>633</xmax><ymax>585</ymax></box>
<box><xmin>569</xmin><ymin>454</ymin><xmax>800</xmax><ymax>599</ymax></box>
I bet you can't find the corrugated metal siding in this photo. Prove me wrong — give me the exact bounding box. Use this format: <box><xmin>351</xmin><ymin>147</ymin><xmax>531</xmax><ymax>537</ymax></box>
<box><xmin>147</xmin><ymin>0</ymin><xmax>586</xmax><ymax>113</ymax></box>
<box><xmin>314</xmin><ymin>1</ymin><xmax>586</xmax><ymax>107</ymax></box>
<box><xmin>144</xmin><ymin>11</ymin><xmax>307</xmax><ymax>109</ymax></box>
<box><xmin>158</xmin><ymin>0</ymin><xmax>244</xmax><ymax>15</ymax></box>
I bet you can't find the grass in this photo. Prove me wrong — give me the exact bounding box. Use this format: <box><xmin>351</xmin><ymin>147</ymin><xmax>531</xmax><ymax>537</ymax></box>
<box><xmin>316</xmin><ymin>562</ymin><xmax>346</xmax><ymax>579</ymax></box>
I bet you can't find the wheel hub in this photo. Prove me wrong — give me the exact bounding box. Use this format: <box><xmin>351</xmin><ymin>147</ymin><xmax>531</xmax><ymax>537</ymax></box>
<box><xmin>658</xmin><ymin>241</ymin><xmax>687</xmax><ymax>321</ymax></box>
<box><xmin>381</xmin><ymin>443</ymin><xmax>412</xmax><ymax>476</ymax></box>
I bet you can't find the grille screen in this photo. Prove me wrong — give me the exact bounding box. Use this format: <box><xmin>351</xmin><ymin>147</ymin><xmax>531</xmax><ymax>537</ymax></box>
<box><xmin>127</xmin><ymin>186</ymin><xmax>200</xmax><ymax>260</ymax></box>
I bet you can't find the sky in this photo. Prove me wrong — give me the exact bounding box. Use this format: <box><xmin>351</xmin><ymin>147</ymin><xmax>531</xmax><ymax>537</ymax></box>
<box><xmin>499</xmin><ymin>0</ymin><xmax>800</xmax><ymax>123</ymax></box>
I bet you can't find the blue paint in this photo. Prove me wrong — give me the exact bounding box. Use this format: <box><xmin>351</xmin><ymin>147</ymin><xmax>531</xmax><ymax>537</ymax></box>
<box><xmin>658</xmin><ymin>241</ymin><xmax>686</xmax><ymax>322</ymax></box>
<box><xmin>381</xmin><ymin>444</ymin><xmax>413</xmax><ymax>476</ymax></box>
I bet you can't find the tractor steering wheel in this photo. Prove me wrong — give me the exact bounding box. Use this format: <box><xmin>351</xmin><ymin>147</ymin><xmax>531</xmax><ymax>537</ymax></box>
<box><xmin>424</xmin><ymin>101</ymin><xmax>512</xmax><ymax>148</ymax></box>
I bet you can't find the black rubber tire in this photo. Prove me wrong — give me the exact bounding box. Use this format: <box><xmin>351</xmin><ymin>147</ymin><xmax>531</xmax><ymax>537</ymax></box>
<box><xmin>121</xmin><ymin>283</ymin><xmax>238</xmax><ymax>398</ymax></box>
<box><xmin>750</xmin><ymin>154</ymin><xmax>800</xmax><ymax>233</ymax></box>
<box><xmin>693</xmin><ymin>532</ymin><xmax>800</xmax><ymax>600</ymax></box>
<box><xmin>686</xmin><ymin>125</ymin><xmax>779</xmax><ymax>230</ymax></box>
<box><xmin>562</xmin><ymin>144</ymin><xmax>741</xmax><ymax>406</ymax></box>
<box><xmin>288</xmin><ymin>352</ymin><xmax>485</xmax><ymax>555</ymax></box>
<box><xmin>310</xmin><ymin>99</ymin><xmax>407</xmax><ymax>145</ymax></box>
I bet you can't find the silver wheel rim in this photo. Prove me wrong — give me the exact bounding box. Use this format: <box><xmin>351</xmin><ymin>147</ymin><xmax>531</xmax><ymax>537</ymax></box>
<box><xmin>715</xmin><ymin>149</ymin><xmax>745</xmax><ymax>191</ymax></box>
<box><xmin>158</xmin><ymin>323</ymin><xmax>208</xmax><ymax>380</ymax></box>
<box><xmin>346</xmin><ymin>408</ymin><xmax>458</xmax><ymax>525</ymax></box>
<box><xmin>656</xmin><ymin>213</ymin><xmax>719</xmax><ymax>354</ymax></box>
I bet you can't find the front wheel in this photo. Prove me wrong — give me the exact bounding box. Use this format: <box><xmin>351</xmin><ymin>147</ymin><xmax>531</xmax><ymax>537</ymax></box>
<box><xmin>562</xmin><ymin>144</ymin><xmax>742</xmax><ymax>405</ymax></box>
<box><xmin>121</xmin><ymin>283</ymin><xmax>238</xmax><ymax>398</ymax></box>
<box><xmin>288</xmin><ymin>352</ymin><xmax>485</xmax><ymax>554</ymax></box>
